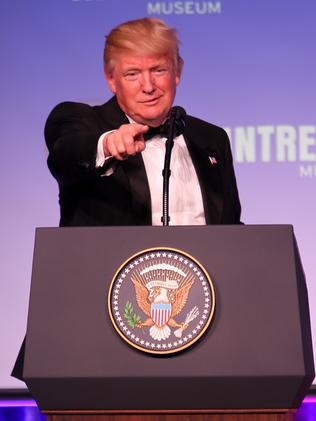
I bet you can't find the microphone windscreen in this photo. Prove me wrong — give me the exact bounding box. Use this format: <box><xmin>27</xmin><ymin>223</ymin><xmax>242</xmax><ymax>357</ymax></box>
<box><xmin>171</xmin><ymin>106</ymin><xmax>186</xmax><ymax>121</ymax></box>
<box><xmin>171</xmin><ymin>106</ymin><xmax>186</xmax><ymax>134</ymax></box>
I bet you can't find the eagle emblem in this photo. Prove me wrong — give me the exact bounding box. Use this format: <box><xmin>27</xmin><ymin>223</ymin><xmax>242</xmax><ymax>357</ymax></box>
<box><xmin>131</xmin><ymin>264</ymin><xmax>197</xmax><ymax>340</ymax></box>
<box><xmin>108</xmin><ymin>248</ymin><xmax>215</xmax><ymax>354</ymax></box>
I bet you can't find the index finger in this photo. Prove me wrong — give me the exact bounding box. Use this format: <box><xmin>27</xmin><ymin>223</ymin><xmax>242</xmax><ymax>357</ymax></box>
<box><xmin>130</xmin><ymin>123</ymin><xmax>149</xmax><ymax>136</ymax></box>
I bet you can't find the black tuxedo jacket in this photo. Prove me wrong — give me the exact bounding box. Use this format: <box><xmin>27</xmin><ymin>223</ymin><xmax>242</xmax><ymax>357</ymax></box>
<box><xmin>44</xmin><ymin>96</ymin><xmax>241</xmax><ymax>226</ymax></box>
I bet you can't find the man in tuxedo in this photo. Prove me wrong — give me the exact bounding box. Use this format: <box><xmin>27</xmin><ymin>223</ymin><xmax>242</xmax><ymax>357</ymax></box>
<box><xmin>12</xmin><ymin>17</ymin><xmax>241</xmax><ymax>381</ymax></box>
<box><xmin>45</xmin><ymin>17</ymin><xmax>242</xmax><ymax>227</ymax></box>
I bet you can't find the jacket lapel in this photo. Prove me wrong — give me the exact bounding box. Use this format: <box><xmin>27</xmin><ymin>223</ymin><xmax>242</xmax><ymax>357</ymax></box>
<box><xmin>122</xmin><ymin>154</ymin><xmax>152</xmax><ymax>225</ymax></box>
<box><xmin>184</xmin><ymin>129</ymin><xmax>223</xmax><ymax>225</ymax></box>
<box><xmin>98</xmin><ymin>96</ymin><xmax>129</xmax><ymax>128</ymax></box>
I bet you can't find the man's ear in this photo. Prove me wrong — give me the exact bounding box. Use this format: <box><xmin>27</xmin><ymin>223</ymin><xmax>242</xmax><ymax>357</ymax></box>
<box><xmin>176</xmin><ymin>57</ymin><xmax>184</xmax><ymax>86</ymax></box>
<box><xmin>104</xmin><ymin>69</ymin><xmax>117</xmax><ymax>94</ymax></box>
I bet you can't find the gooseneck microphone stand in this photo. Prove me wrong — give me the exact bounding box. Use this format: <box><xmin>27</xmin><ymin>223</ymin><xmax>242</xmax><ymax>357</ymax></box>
<box><xmin>161</xmin><ymin>107</ymin><xmax>186</xmax><ymax>226</ymax></box>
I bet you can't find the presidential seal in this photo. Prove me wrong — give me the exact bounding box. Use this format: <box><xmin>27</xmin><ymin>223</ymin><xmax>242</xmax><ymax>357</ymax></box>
<box><xmin>108</xmin><ymin>247</ymin><xmax>215</xmax><ymax>354</ymax></box>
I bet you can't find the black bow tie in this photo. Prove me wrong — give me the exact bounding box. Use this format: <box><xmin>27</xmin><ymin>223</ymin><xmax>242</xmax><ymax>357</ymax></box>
<box><xmin>143</xmin><ymin>124</ymin><xmax>168</xmax><ymax>141</ymax></box>
<box><xmin>143</xmin><ymin>119</ymin><xmax>185</xmax><ymax>141</ymax></box>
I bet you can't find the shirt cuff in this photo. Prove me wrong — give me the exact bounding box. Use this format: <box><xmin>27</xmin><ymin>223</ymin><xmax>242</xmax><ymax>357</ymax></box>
<box><xmin>96</xmin><ymin>130</ymin><xmax>116</xmax><ymax>168</ymax></box>
<box><xmin>96</xmin><ymin>130</ymin><xmax>118</xmax><ymax>176</ymax></box>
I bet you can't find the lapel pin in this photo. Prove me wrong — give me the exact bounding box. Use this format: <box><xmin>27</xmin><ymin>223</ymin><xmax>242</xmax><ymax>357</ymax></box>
<box><xmin>209</xmin><ymin>156</ymin><xmax>217</xmax><ymax>165</ymax></box>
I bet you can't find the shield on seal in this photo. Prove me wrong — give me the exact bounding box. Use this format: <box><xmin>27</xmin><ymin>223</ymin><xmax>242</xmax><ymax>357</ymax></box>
<box><xmin>150</xmin><ymin>303</ymin><xmax>172</xmax><ymax>327</ymax></box>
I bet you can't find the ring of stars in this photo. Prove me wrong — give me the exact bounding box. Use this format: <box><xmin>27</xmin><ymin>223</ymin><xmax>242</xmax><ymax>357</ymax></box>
<box><xmin>109</xmin><ymin>249</ymin><xmax>214</xmax><ymax>353</ymax></box>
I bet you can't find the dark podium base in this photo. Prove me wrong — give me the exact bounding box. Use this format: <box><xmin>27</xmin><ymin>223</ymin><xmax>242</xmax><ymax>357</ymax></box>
<box><xmin>45</xmin><ymin>409</ymin><xmax>295</xmax><ymax>421</ymax></box>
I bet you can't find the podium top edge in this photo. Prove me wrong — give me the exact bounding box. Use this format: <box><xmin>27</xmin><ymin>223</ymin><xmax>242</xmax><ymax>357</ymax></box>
<box><xmin>34</xmin><ymin>224</ymin><xmax>294</xmax><ymax>231</ymax></box>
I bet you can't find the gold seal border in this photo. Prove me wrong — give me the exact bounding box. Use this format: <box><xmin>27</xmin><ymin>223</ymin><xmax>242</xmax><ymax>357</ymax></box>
<box><xmin>107</xmin><ymin>246</ymin><xmax>216</xmax><ymax>355</ymax></box>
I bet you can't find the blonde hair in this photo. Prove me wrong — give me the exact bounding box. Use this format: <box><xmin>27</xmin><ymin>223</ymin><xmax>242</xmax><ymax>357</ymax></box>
<box><xmin>104</xmin><ymin>17</ymin><xmax>183</xmax><ymax>74</ymax></box>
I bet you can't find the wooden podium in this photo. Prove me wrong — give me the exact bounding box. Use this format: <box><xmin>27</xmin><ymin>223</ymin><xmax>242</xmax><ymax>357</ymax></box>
<box><xmin>45</xmin><ymin>409</ymin><xmax>296</xmax><ymax>420</ymax></box>
<box><xmin>22</xmin><ymin>225</ymin><xmax>314</xmax><ymax>420</ymax></box>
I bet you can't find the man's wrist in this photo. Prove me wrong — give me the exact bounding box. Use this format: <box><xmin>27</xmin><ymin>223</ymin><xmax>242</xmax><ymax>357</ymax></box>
<box><xmin>96</xmin><ymin>130</ymin><xmax>116</xmax><ymax>168</ymax></box>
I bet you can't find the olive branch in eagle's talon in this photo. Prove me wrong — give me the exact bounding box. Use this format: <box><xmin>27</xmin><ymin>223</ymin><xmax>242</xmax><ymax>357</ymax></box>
<box><xmin>123</xmin><ymin>301</ymin><xmax>141</xmax><ymax>328</ymax></box>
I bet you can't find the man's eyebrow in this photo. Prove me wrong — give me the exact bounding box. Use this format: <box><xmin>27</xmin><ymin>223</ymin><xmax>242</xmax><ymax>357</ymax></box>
<box><xmin>122</xmin><ymin>62</ymin><xmax>169</xmax><ymax>73</ymax></box>
<box><xmin>150</xmin><ymin>63</ymin><xmax>169</xmax><ymax>70</ymax></box>
<box><xmin>123</xmin><ymin>66</ymin><xmax>140</xmax><ymax>72</ymax></box>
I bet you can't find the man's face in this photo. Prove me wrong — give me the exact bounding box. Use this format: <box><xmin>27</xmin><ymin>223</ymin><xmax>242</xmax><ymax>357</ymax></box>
<box><xmin>105</xmin><ymin>52</ymin><xmax>181</xmax><ymax>127</ymax></box>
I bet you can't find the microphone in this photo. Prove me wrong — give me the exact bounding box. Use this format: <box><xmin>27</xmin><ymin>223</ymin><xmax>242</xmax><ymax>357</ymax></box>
<box><xmin>170</xmin><ymin>105</ymin><xmax>186</xmax><ymax>126</ymax></box>
<box><xmin>161</xmin><ymin>106</ymin><xmax>187</xmax><ymax>226</ymax></box>
<box><xmin>165</xmin><ymin>106</ymin><xmax>186</xmax><ymax>139</ymax></box>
